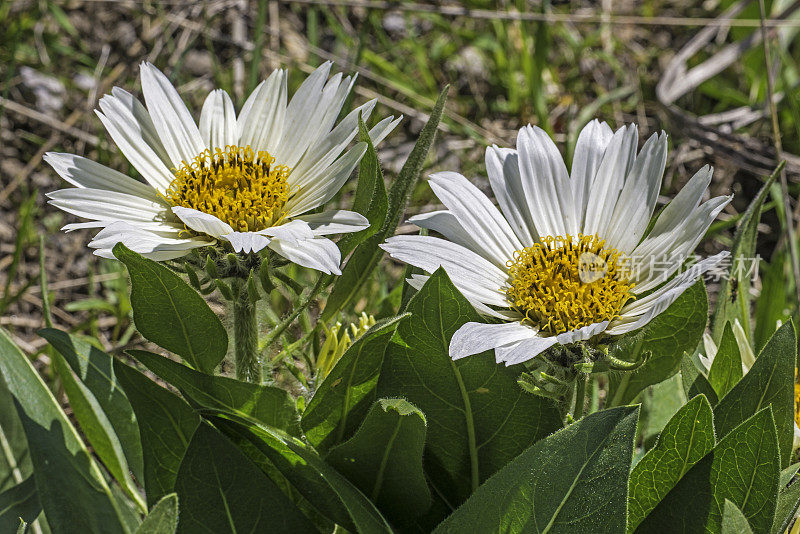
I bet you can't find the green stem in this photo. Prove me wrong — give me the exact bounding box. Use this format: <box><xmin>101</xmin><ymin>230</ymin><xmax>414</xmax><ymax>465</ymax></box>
<box><xmin>234</xmin><ymin>283</ymin><xmax>261</xmax><ymax>383</ymax></box>
<box><xmin>573</xmin><ymin>375</ymin><xmax>587</xmax><ymax>420</ymax></box>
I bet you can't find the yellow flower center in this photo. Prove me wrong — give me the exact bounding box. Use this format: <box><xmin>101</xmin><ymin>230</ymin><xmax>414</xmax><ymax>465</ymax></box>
<box><xmin>505</xmin><ymin>234</ymin><xmax>635</xmax><ymax>336</ymax></box>
<box><xmin>165</xmin><ymin>145</ymin><xmax>291</xmax><ymax>233</ymax></box>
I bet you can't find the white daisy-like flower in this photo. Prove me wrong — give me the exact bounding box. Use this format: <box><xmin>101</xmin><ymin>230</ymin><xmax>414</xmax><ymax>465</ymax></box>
<box><xmin>45</xmin><ymin>62</ymin><xmax>400</xmax><ymax>274</ymax></box>
<box><xmin>381</xmin><ymin>121</ymin><xmax>731</xmax><ymax>365</ymax></box>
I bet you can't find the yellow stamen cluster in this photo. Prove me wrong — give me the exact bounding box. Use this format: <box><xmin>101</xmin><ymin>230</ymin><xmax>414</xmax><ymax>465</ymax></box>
<box><xmin>505</xmin><ymin>234</ymin><xmax>634</xmax><ymax>336</ymax></box>
<box><xmin>166</xmin><ymin>145</ymin><xmax>290</xmax><ymax>233</ymax></box>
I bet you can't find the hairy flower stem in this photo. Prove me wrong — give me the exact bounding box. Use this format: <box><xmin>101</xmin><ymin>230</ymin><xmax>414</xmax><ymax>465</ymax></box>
<box><xmin>234</xmin><ymin>282</ymin><xmax>261</xmax><ymax>383</ymax></box>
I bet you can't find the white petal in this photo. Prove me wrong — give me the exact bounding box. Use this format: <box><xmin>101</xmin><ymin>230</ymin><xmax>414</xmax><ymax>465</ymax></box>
<box><xmin>238</xmin><ymin>69</ymin><xmax>287</xmax><ymax>154</ymax></box>
<box><xmin>732</xmin><ymin>319</ymin><xmax>756</xmax><ymax>370</ymax></box>
<box><xmin>609</xmin><ymin>252</ymin><xmax>729</xmax><ymax>335</ymax></box>
<box><xmin>605</xmin><ymin>132</ymin><xmax>667</xmax><ymax>253</ymax></box>
<box><xmin>89</xmin><ymin>221</ymin><xmax>208</xmax><ymax>260</ymax></box>
<box><xmin>47</xmin><ymin>188</ymin><xmax>165</xmax><ymax>223</ymax></box>
<box><xmin>95</xmin><ymin>108</ymin><xmax>175</xmax><ymax>194</ymax></box>
<box><xmin>380</xmin><ymin>235</ymin><xmax>509</xmax><ymax>307</ymax></box>
<box><xmin>485</xmin><ymin>146</ymin><xmax>537</xmax><ymax>246</ymax></box>
<box><xmin>449</xmin><ymin>321</ymin><xmax>537</xmax><ymax>360</ymax></box>
<box><xmin>99</xmin><ymin>87</ymin><xmax>172</xmax><ymax>168</ymax></box>
<box><xmin>516</xmin><ymin>125</ymin><xmax>577</xmax><ymax>237</ymax></box>
<box><xmin>295</xmin><ymin>210</ymin><xmax>369</xmax><ymax>235</ymax></box>
<box><xmin>495</xmin><ymin>336</ymin><xmax>558</xmax><ymax>366</ymax></box>
<box><xmin>259</xmin><ymin>220</ymin><xmax>314</xmax><ymax>244</ymax></box>
<box><xmin>269</xmin><ymin>236</ymin><xmax>342</xmax><ymax>275</ymax></box>
<box><xmin>172</xmin><ymin>206</ymin><xmax>234</xmax><ymax>237</ymax></box>
<box><xmin>44</xmin><ymin>152</ymin><xmax>159</xmax><ymax>200</ymax></box>
<box><xmin>555</xmin><ymin>321</ymin><xmax>609</xmax><ymax>345</ymax></box>
<box><xmin>428</xmin><ymin>172</ymin><xmax>523</xmax><ymax>266</ymax></box>
<box><xmin>276</xmin><ymin>62</ymin><xmax>334</xmax><ymax>168</ymax></box>
<box><xmin>570</xmin><ymin>120</ymin><xmax>613</xmax><ymax>228</ymax></box>
<box><xmin>140</xmin><ymin>62</ymin><xmax>204</xmax><ymax>168</ymax></box>
<box><xmin>648</xmin><ymin>165</ymin><xmax>713</xmax><ymax>238</ymax></box>
<box><xmin>369</xmin><ymin>115</ymin><xmax>402</xmax><ymax>146</ymax></box>
<box><xmin>288</xmin><ymin>99</ymin><xmax>377</xmax><ymax>191</ymax></box>
<box><xmin>222</xmin><ymin>232</ymin><xmax>271</xmax><ymax>254</ymax></box>
<box><xmin>408</xmin><ymin>211</ymin><xmax>483</xmax><ymax>256</ymax></box>
<box><xmin>283</xmin><ymin>142</ymin><xmax>367</xmax><ymax>217</ymax></box>
<box><xmin>199</xmin><ymin>89</ymin><xmax>237</xmax><ymax>150</ymax></box>
<box><xmin>632</xmin><ymin>195</ymin><xmax>731</xmax><ymax>293</ymax></box>
<box><xmin>406</xmin><ymin>274</ymin><xmax>518</xmax><ymax>320</ymax></box>
<box><xmin>582</xmin><ymin>124</ymin><xmax>638</xmax><ymax>237</ymax></box>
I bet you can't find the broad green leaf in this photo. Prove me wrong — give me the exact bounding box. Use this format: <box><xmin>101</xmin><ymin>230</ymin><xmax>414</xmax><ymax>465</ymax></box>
<box><xmin>173</xmin><ymin>422</ymin><xmax>316</xmax><ymax>533</ymax></box>
<box><xmin>608</xmin><ymin>280</ymin><xmax>708</xmax><ymax>406</ymax></box>
<box><xmin>113</xmin><ymin>243</ymin><xmax>227</xmax><ymax>373</ymax></box>
<box><xmin>0</xmin><ymin>374</ymin><xmax>31</xmax><ymax>492</ymax></box>
<box><xmin>710</xmin><ymin>171</ymin><xmax>777</xmax><ymax>342</ymax></box>
<box><xmin>434</xmin><ymin>406</ymin><xmax>639</xmax><ymax>534</ymax></box>
<box><xmin>322</xmin><ymin>86</ymin><xmax>448</xmax><ymax>322</ymax></box>
<box><xmin>639</xmin><ymin>374</ymin><xmax>687</xmax><ymax>448</ymax></box>
<box><xmin>754</xmin><ymin>252</ymin><xmax>790</xmax><ymax>353</ymax></box>
<box><xmin>0</xmin><ymin>327</ymin><xmax>129</xmax><ymax>533</ymax></box>
<box><xmin>135</xmin><ymin>494</ymin><xmax>178</xmax><ymax>534</ymax></box>
<box><xmin>128</xmin><ymin>350</ymin><xmax>300</xmax><ymax>435</ymax></box>
<box><xmin>301</xmin><ymin>314</ymin><xmax>407</xmax><ymax>451</ymax></box>
<box><xmin>713</xmin><ymin>321</ymin><xmax>796</xmax><ymax>467</ymax></box>
<box><xmin>51</xmin><ymin>351</ymin><xmax>145</xmax><ymax>510</ymax></box>
<box><xmin>378</xmin><ymin>268</ymin><xmax>562</xmax><ymax>509</ymax></box>
<box><xmin>708</xmin><ymin>323</ymin><xmax>743</xmax><ymax>399</ymax></box>
<box><xmin>721</xmin><ymin>500</ymin><xmax>753</xmax><ymax>534</ymax></box>
<box><xmin>113</xmin><ymin>359</ymin><xmax>200</xmax><ymax>507</ymax></box>
<box><xmin>213</xmin><ymin>414</ymin><xmax>394</xmax><ymax>534</ymax></box>
<box><xmin>0</xmin><ymin>476</ymin><xmax>40</xmax><ymax>532</ymax></box>
<box><xmin>334</xmin><ymin>116</ymin><xmax>388</xmax><ymax>259</ymax></box>
<box><xmin>326</xmin><ymin>398</ymin><xmax>431</xmax><ymax>525</ymax></box>
<box><xmin>771</xmin><ymin>464</ymin><xmax>800</xmax><ymax>534</ymax></box>
<box><xmin>637</xmin><ymin>408</ymin><xmax>780</xmax><ymax>534</ymax></box>
<box><xmin>628</xmin><ymin>395</ymin><xmax>716</xmax><ymax>532</ymax></box>
<box><xmin>681</xmin><ymin>354</ymin><xmax>719</xmax><ymax>406</ymax></box>
<box><xmin>39</xmin><ymin>328</ymin><xmax>143</xmax><ymax>482</ymax></box>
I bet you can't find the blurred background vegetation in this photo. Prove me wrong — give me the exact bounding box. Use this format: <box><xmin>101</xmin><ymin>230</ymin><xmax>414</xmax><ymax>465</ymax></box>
<box><xmin>1</xmin><ymin>0</ymin><xmax>799</xmax><ymax>384</ymax></box>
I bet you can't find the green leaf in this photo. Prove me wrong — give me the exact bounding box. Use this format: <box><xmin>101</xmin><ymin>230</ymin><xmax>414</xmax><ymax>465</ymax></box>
<box><xmin>637</xmin><ymin>407</ymin><xmax>780</xmax><ymax>534</ymax></box>
<box><xmin>113</xmin><ymin>359</ymin><xmax>200</xmax><ymax>507</ymax></box>
<box><xmin>51</xmin><ymin>351</ymin><xmax>145</xmax><ymax>511</ymax></box>
<box><xmin>754</xmin><ymin>252</ymin><xmax>790</xmax><ymax>353</ymax></box>
<box><xmin>0</xmin><ymin>327</ymin><xmax>129</xmax><ymax>533</ymax></box>
<box><xmin>128</xmin><ymin>350</ymin><xmax>300</xmax><ymax>435</ymax></box>
<box><xmin>608</xmin><ymin>280</ymin><xmax>709</xmax><ymax>406</ymax></box>
<box><xmin>322</xmin><ymin>86</ymin><xmax>448</xmax><ymax>322</ymax></box>
<box><xmin>628</xmin><ymin>395</ymin><xmax>716</xmax><ymax>532</ymax></box>
<box><xmin>213</xmin><ymin>414</ymin><xmax>394</xmax><ymax>534</ymax></box>
<box><xmin>113</xmin><ymin>243</ymin><xmax>227</xmax><ymax>373</ymax></box>
<box><xmin>377</xmin><ymin>268</ymin><xmax>562</xmax><ymax>509</ymax></box>
<box><xmin>334</xmin><ymin>115</ymin><xmax>388</xmax><ymax>259</ymax></box>
<box><xmin>434</xmin><ymin>406</ymin><xmax>639</xmax><ymax>534</ymax></box>
<box><xmin>707</xmin><ymin>323</ymin><xmax>743</xmax><ymax>399</ymax></box>
<box><xmin>721</xmin><ymin>499</ymin><xmax>753</xmax><ymax>534</ymax></box>
<box><xmin>713</xmin><ymin>321</ymin><xmax>796</xmax><ymax>467</ymax></box>
<box><xmin>173</xmin><ymin>422</ymin><xmax>316</xmax><ymax>533</ymax></box>
<box><xmin>0</xmin><ymin>374</ymin><xmax>31</xmax><ymax>492</ymax></box>
<box><xmin>135</xmin><ymin>494</ymin><xmax>178</xmax><ymax>534</ymax></box>
<box><xmin>0</xmin><ymin>477</ymin><xmax>40</xmax><ymax>532</ymax></box>
<box><xmin>771</xmin><ymin>463</ymin><xmax>800</xmax><ymax>534</ymax></box>
<box><xmin>301</xmin><ymin>314</ymin><xmax>407</xmax><ymax>451</ymax></box>
<box><xmin>326</xmin><ymin>398</ymin><xmax>431</xmax><ymax>525</ymax></box>
<box><xmin>681</xmin><ymin>354</ymin><xmax>719</xmax><ymax>406</ymax></box>
<box><xmin>710</xmin><ymin>170</ymin><xmax>777</xmax><ymax>342</ymax></box>
<box><xmin>39</xmin><ymin>328</ymin><xmax>143</xmax><ymax>482</ymax></box>
<box><xmin>639</xmin><ymin>374</ymin><xmax>687</xmax><ymax>448</ymax></box>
